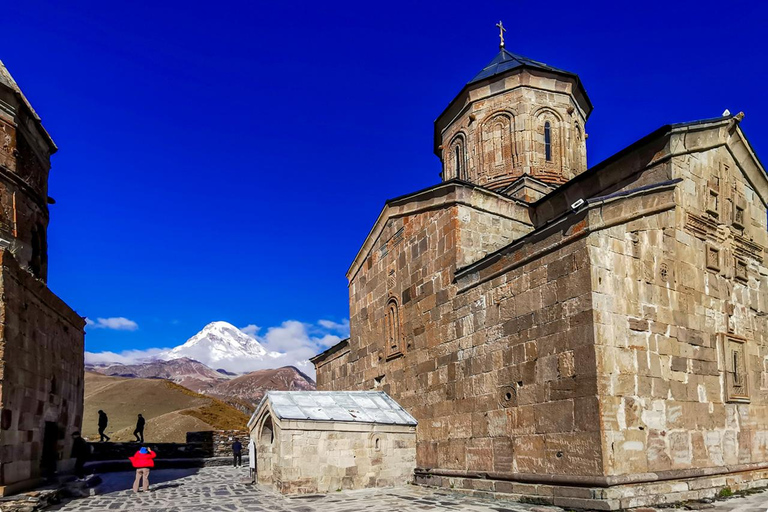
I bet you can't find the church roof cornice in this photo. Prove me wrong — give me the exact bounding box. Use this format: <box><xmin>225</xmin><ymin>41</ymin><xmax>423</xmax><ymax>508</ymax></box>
<box><xmin>309</xmin><ymin>337</ymin><xmax>349</xmax><ymax>366</ymax></box>
<box><xmin>530</xmin><ymin>114</ymin><xmax>766</xmax><ymax>215</ymax></box>
<box><xmin>345</xmin><ymin>180</ymin><xmax>532</xmax><ymax>283</ymax></box>
<box><xmin>454</xmin><ymin>178</ymin><xmax>680</xmax><ymax>290</ymax></box>
<box><xmin>455</xmin><ymin>114</ymin><xmax>768</xmax><ymax>288</ymax></box>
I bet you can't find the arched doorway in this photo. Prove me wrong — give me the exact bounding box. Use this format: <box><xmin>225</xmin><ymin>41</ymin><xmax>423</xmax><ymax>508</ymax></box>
<box><xmin>257</xmin><ymin>415</ymin><xmax>275</xmax><ymax>484</ymax></box>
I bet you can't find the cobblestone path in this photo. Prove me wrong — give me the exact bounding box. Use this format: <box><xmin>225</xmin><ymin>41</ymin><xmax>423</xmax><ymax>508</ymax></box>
<box><xmin>50</xmin><ymin>466</ymin><xmax>549</xmax><ymax>512</ymax></box>
<box><xmin>50</xmin><ymin>466</ymin><xmax>768</xmax><ymax>512</ymax></box>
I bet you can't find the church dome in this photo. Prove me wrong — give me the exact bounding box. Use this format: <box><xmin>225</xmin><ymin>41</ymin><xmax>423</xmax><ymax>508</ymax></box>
<box><xmin>435</xmin><ymin>45</ymin><xmax>593</xmax><ymax>192</ymax></box>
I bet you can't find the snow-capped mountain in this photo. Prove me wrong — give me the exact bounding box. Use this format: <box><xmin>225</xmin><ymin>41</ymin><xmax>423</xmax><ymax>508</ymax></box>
<box><xmin>159</xmin><ymin>321</ymin><xmax>279</xmax><ymax>373</ymax></box>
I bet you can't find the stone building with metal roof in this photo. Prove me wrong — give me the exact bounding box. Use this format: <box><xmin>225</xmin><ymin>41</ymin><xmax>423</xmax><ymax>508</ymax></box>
<box><xmin>248</xmin><ymin>391</ymin><xmax>417</xmax><ymax>494</ymax></box>
<box><xmin>312</xmin><ymin>31</ymin><xmax>768</xmax><ymax>510</ymax></box>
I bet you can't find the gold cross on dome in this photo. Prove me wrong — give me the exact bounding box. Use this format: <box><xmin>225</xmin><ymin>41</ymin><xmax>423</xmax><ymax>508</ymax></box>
<box><xmin>496</xmin><ymin>20</ymin><xmax>506</xmax><ymax>49</ymax></box>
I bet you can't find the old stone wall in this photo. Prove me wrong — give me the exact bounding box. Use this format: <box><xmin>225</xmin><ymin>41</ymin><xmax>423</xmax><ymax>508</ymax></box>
<box><xmin>438</xmin><ymin>233</ymin><xmax>600</xmax><ymax>477</ymax></box>
<box><xmin>186</xmin><ymin>430</ymin><xmax>249</xmax><ymax>457</ymax></box>
<box><xmin>326</xmin><ymin>189</ymin><xmax>603</xmax><ymax>477</ymax></box>
<box><xmin>345</xmin><ymin>204</ymin><xmax>457</xmax><ymax>397</ymax></box>
<box><xmin>454</xmin><ymin>197</ymin><xmax>529</xmax><ymax>268</ymax></box>
<box><xmin>254</xmin><ymin>417</ymin><xmax>416</xmax><ymax>495</ymax></box>
<box><xmin>594</xmin><ymin>143</ymin><xmax>768</xmax><ymax>477</ymax></box>
<box><xmin>0</xmin><ymin>251</ymin><xmax>85</xmax><ymax>495</ymax></box>
<box><xmin>337</xmin><ymin>184</ymin><xmax>532</xmax><ymax>397</ymax></box>
<box><xmin>314</xmin><ymin>343</ymin><xmax>350</xmax><ymax>390</ymax></box>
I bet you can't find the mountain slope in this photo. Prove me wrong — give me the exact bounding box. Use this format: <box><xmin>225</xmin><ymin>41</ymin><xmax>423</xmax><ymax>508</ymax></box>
<box><xmin>83</xmin><ymin>372</ymin><xmax>248</xmax><ymax>443</ymax></box>
<box><xmin>86</xmin><ymin>357</ymin><xmax>229</xmax><ymax>393</ymax></box>
<box><xmin>207</xmin><ymin>366</ymin><xmax>316</xmax><ymax>412</ymax></box>
<box><xmin>159</xmin><ymin>321</ymin><xmax>278</xmax><ymax>373</ymax></box>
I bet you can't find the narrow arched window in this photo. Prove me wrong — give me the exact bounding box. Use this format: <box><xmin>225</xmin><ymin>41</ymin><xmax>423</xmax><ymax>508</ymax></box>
<box><xmin>544</xmin><ymin>121</ymin><xmax>552</xmax><ymax>162</ymax></box>
<box><xmin>450</xmin><ymin>137</ymin><xmax>465</xmax><ymax>180</ymax></box>
<box><xmin>454</xmin><ymin>145</ymin><xmax>462</xmax><ymax>179</ymax></box>
<box><xmin>385</xmin><ymin>298</ymin><xmax>402</xmax><ymax>359</ymax></box>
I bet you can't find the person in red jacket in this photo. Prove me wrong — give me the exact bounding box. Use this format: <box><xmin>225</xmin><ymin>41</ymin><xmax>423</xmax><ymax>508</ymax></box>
<box><xmin>129</xmin><ymin>446</ymin><xmax>156</xmax><ymax>492</ymax></box>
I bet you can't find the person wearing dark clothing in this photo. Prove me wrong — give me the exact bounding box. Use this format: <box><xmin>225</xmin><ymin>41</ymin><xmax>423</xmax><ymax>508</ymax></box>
<box><xmin>134</xmin><ymin>414</ymin><xmax>145</xmax><ymax>443</ymax></box>
<box><xmin>71</xmin><ymin>431</ymin><xmax>88</xmax><ymax>479</ymax></box>
<box><xmin>232</xmin><ymin>439</ymin><xmax>242</xmax><ymax>467</ymax></box>
<box><xmin>97</xmin><ymin>410</ymin><xmax>110</xmax><ymax>442</ymax></box>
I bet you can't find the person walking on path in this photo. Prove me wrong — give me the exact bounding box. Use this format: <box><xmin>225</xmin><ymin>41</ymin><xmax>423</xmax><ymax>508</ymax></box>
<box><xmin>133</xmin><ymin>414</ymin><xmax>145</xmax><ymax>443</ymax></box>
<box><xmin>232</xmin><ymin>438</ymin><xmax>242</xmax><ymax>467</ymax></box>
<box><xmin>97</xmin><ymin>410</ymin><xmax>110</xmax><ymax>442</ymax></box>
<box><xmin>71</xmin><ymin>431</ymin><xmax>89</xmax><ymax>479</ymax></box>
<box><xmin>129</xmin><ymin>446</ymin><xmax>156</xmax><ymax>492</ymax></box>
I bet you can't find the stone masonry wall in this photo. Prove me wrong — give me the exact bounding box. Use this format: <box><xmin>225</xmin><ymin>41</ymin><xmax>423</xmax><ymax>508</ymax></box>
<box><xmin>314</xmin><ymin>345</ymin><xmax>350</xmax><ymax>391</ymax></box>
<box><xmin>327</xmin><ymin>192</ymin><xmax>602</xmax><ymax>477</ymax></box>
<box><xmin>262</xmin><ymin>420</ymin><xmax>416</xmax><ymax>495</ymax></box>
<box><xmin>337</xmin><ymin>184</ymin><xmax>532</xmax><ymax>392</ymax></box>
<box><xmin>438</xmin><ymin>233</ymin><xmax>601</xmax><ymax>477</ymax></box>
<box><xmin>594</xmin><ymin>143</ymin><xmax>768</xmax><ymax>477</ymax></box>
<box><xmin>0</xmin><ymin>251</ymin><xmax>85</xmax><ymax>494</ymax></box>
<box><xmin>186</xmin><ymin>430</ymin><xmax>249</xmax><ymax>457</ymax></box>
<box><xmin>345</xmin><ymin>205</ymin><xmax>457</xmax><ymax>394</ymax></box>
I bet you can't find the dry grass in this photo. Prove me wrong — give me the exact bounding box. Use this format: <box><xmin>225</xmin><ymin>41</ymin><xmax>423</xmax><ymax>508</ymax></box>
<box><xmin>179</xmin><ymin>398</ymin><xmax>249</xmax><ymax>430</ymax></box>
<box><xmin>84</xmin><ymin>372</ymin><xmax>248</xmax><ymax>442</ymax></box>
<box><xmin>165</xmin><ymin>379</ymin><xmax>249</xmax><ymax>429</ymax></box>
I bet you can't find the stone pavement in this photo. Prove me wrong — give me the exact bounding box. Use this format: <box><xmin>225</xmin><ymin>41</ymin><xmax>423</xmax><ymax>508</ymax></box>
<box><xmin>656</xmin><ymin>492</ymin><xmax>768</xmax><ymax>512</ymax></box>
<box><xmin>48</xmin><ymin>466</ymin><xmax>768</xmax><ymax>512</ymax></box>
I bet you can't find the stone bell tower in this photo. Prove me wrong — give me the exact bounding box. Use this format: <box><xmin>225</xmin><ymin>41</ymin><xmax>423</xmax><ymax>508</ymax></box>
<box><xmin>435</xmin><ymin>25</ymin><xmax>592</xmax><ymax>199</ymax></box>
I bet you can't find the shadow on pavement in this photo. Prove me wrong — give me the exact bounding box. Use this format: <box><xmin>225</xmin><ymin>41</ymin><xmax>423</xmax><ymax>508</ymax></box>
<box><xmin>87</xmin><ymin>468</ymin><xmax>200</xmax><ymax>494</ymax></box>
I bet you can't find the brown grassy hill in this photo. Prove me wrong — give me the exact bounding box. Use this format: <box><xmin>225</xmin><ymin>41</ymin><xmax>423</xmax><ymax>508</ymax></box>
<box><xmin>83</xmin><ymin>372</ymin><xmax>248</xmax><ymax>443</ymax></box>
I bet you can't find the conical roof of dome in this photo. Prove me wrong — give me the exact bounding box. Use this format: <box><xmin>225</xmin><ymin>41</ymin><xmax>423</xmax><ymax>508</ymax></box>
<box><xmin>468</xmin><ymin>48</ymin><xmax>576</xmax><ymax>84</ymax></box>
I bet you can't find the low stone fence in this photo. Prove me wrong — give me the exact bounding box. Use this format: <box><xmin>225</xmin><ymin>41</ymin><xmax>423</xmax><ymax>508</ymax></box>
<box><xmin>86</xmin><ymin>442</ymin><xmax>210</xmax><ymax>461</ymax></box>
<box><xmin>83</xmin><ymin>437</ymin><xmax>248</xmax><ymax>474</ymax></box>
<box><xmin>186</xmin><ymin>430</ymin><xmax>249</xmax><ymax>457</ymax></box>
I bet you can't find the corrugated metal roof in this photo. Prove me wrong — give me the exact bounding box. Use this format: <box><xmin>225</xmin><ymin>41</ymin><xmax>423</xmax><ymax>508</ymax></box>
<box><xmin>259</xmin><ymin>391</ymin><xmax>417</xmax><ymax>426</ymax></box>
<box><xmin>469</xmin><ymin>49</ymin><xmax>575</xmax><ymax>84</ymax></box>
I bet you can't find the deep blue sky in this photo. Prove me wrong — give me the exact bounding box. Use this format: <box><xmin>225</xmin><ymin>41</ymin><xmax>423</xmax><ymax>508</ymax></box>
<box><xmin>2</xmin><ymin>1</ymin><xmax>767</xmax><ymax>357</ymax></box>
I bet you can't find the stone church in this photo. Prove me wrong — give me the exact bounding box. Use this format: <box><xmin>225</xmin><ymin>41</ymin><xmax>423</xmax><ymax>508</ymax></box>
<box><xmin>311</xmin><ymin>41</ymin><xmax>768</xmax><ymax>509</ymax></box>
<box><xmin>0</xmin><ymin>62</ymin><xmax>85</xmax><ymax>495</ymax></box>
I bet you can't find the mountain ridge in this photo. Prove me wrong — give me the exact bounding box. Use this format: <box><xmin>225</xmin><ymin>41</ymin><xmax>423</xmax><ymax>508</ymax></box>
<box><xmin>87</xmin><ymin>358</ymin><xmax>316</xmax><ymax>413</ymax></box>
<box><xmin>85</xmin><ymin>321</ymin><xmax>317</xmax><ymax>412</ymax></box>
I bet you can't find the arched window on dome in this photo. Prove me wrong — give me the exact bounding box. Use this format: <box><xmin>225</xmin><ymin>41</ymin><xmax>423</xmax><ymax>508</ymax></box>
<box><xmin>449</xmin><ymin>135</ymin><xmax>466</xmax><ymax>180</ymax></box>
<box><xmin>454</xmin><ymin>145</ymin><xmax>463</xmax><ymax>180</ymax></box>
<box><xmin>544</xmin><ymin>121</ymin><xmax>552</xmax><ymax>162</ymax></box>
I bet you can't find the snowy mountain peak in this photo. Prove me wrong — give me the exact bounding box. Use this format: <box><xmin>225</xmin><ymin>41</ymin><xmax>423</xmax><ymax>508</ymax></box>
<box><xmin>160</xmin><ymin>321</ymin><xmax>273</xmax><ymax>371</ymax></box>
